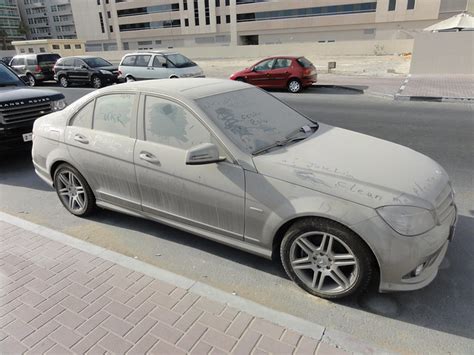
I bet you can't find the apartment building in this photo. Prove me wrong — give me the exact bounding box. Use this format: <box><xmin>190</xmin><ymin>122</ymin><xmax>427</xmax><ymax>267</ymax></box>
<box><xmin>0</xmin><ymin>0</ymin><xmax>25</xmax><ymax>49</ymax></box>
<box><xmin>70</xmin><ymin>0</ymin><xmax>473</xmax><ymax>52</ymax></box>
<box><xmin>17</xmin><ymin>0</ymin><xmax>76</xmax><ymax>40</ymax></box>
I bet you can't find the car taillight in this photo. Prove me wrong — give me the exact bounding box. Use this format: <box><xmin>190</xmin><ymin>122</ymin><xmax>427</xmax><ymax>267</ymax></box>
<box><xmin>304</xmin><ymin>68</ymin><xmax>312</xmax><ymax>75</ymax></box>
<box><xmin>35</xmin><ymin>65</ymin><xmax>42</xmax><ymax>73</ymax></box>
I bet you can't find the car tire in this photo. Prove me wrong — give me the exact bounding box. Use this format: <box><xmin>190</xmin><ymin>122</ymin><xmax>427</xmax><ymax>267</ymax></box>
<box><xmin>54</xmin><ymin>163</ymin><xmax>96</xmax><ymax>217</ymax></box>
<box><xmin>91</xmin><ymin>75</ymin><xmax>103</xmax><ymax>89</ymax></box>
<box><xmin>280</xmin><ymin>218</ymin><xmax>374</xmax><ymax>299</ymax></box>
<box><xmin>27</xmin><ymin>73</ymin><xmax>36</xmax><ymax>87</ymax></box>
<box><xmin>287</xmin><ymin>79</ymin><xmax>302</xmax><ymax>93</ymax></box>
<box><xmin>59</xmin><ymin>75</ymin><xmax>69</xmax><ymax>88</ymax></box>
<box><xmin>125</xmin><ymin>75</ymin><xmax>135</xmax><ymax>83</ymax></box>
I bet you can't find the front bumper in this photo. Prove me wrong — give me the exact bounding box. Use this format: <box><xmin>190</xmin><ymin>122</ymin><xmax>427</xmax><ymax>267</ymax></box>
<box><xmin>0</xmin><ymin>122</ymin><xmax>34</xmax><ymax>152</ymax></box>
<box><xmin>351</xmin><ymin>206</ymin><xmax>457</xmax><ymax>292</ymax></box>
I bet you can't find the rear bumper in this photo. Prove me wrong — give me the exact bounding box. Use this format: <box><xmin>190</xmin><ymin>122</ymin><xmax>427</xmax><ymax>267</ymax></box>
<box><xmin>302</xmin><ymin>74</ymin><xmax>317</xmax><ymax>87</ymax></box>
<box><xmin>35</xmin><ymin>72</ymin><xmax>55</xmax><ymax>81</ymax></box>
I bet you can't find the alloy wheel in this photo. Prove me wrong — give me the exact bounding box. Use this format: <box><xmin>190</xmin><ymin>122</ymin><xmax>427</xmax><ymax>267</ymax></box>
<box><xmin>289</xmin><ymin>231</ymin><xmax>359</xmax><ymax>295</ymax></box>
<box><xmin>28</xmin><ymin>74</ymin><xmax>36</xmax><ymax>86</ymax></box>
<box><xmin>56</xmin><ymin>170</ymin><xmax>87</xmax><ymax>213</ymax></box>
<box><xmin>92</xmin><ymin>76</ymin><xmax>102</xmax><ymax>88</ymax></box>
<box><xmin>60</xmin><ymin>76</ymin><xmax>68</xmax><ymax>88</ymax></box>
<box><xmin>288</xmin><ymin>80</ymin><xmax>301</xmax><ymax>93</ymax></box>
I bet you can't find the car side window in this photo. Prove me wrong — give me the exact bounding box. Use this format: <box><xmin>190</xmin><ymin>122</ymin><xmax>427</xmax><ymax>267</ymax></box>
<box><xmin>74</xmin><ymin>59</ymin><xmax>84</xmax><ymax>68</ymax></box>
<box><xmin>121</xmin><ymin>55</ymin><xmax>136</xmax><ymax>66</ymax></box>
<box><xmin>273</xmin><ymin>58</ymin><xmax>292</xmax><ymax>69</ymax></box>
<box><xmin>135</xmin><ymin>55</ymin><xmax>151</xmax><ymax>67</ymax></box>
<box><xmin>27</xmin><ymin>58</ymin><xmax>36</xmax><ymax>65</ymax></box>
<box><xmin>93</xmin><ymin>94</ymin><xmax>135</xmax><ymax>137</ymax></box>
<box><xmin>152</xmin><ymin>55</ymin><xmax>167</xmax><ymax>68</ymax></box>
<box><xmin>144</xmin><ymin>96</ymin><xmax>212</xmax><ymax>150</ymax></box>
<box><xmin>254</xmin><ymin>59</ymin><xmax>275</xmax><ymax>72</ymax></box>
<box><xmin>70</xmin><ymin>100</ymin><xmax>94</xmax><ymax>129</ymax></box>
<box><xmin>63</xmin><ymin>58</ymin><xmax>74</xmax><ymax>66</ymax></box>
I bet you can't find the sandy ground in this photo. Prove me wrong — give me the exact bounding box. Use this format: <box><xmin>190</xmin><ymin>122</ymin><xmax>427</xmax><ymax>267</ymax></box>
<box><xmin>195</xmin><ymin>55</ymin><xmax>411</xmax><ymax>79</ymax></box>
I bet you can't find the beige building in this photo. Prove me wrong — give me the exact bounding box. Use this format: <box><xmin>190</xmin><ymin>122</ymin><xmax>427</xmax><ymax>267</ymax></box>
<box><xmin>70</xmin><ymin>0</ymin><xmax>473</xmax><ymax>52</ymax></box>
<box><xmin>11</xmin><ymin>38</ymin><xmax>85</xmax><ymax>56</ymax></box>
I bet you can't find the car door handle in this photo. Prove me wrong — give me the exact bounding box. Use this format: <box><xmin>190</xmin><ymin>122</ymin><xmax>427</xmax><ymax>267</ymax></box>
<box><xmin>139</xmin><ymin>151</ymin><xmax>160</xmax><ymax>164</ymax></box>
<box><xmin>74</xmin><ymin>134</ymin><xmax>89</xmax><ymax>144</ymax></box>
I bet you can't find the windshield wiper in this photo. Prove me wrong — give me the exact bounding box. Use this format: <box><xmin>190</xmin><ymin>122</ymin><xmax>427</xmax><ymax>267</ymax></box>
<box><xmin>252</xmin><ymin>124</ymin><xmax>318</xmax><ymax>156</ymax></box>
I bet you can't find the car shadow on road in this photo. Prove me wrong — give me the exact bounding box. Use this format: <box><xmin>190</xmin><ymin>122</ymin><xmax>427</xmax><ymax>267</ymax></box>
<box><xmin>266</xmin><ymin>85</ymin><xmax>366</xmax><ymax>95</ymax></box>
<box><xmin>0</xmin><ymin>149</ymin><xmax>51</xmax><ymax>192</ymax></box>
<box><xmin>336</xmin><ymin>213</ymin><xmax>474</xmax><ymax>340</ymax></box>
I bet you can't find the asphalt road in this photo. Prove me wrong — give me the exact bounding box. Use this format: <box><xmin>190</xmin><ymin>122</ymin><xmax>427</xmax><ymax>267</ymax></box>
<box><xmin>1</xmin><ymin>86</ymin><xmax>473</xmax><ymax>353</ymax></box>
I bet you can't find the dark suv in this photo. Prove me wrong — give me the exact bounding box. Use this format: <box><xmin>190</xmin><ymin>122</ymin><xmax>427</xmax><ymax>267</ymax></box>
<box><xmin>9</xmin><ymin>53</ymin><xmax>61</xmax><ymax>86</ymax></box>
<box><xmin>0</xmin><ymin>62</ymin><xmax>66</xmax><ymax>152</ymax></box>
<box><xmin>53</xmin><ymin>56</ymin><xmax>121</xmax><ymax>88</ymax></box>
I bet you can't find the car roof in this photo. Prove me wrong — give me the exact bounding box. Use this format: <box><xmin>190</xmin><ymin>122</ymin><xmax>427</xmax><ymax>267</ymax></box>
<box><xmin>124</xmin><ymin>51</ymin><xmax>177</xmax><ymax>56</ymax></box>
<box><xmin>100</xmin><ymin>78</ymin><xmax>250</xmax><ymax>100</ymax></box>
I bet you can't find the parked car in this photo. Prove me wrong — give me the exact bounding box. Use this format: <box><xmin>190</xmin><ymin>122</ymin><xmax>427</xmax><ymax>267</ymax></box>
<box><xmin>54</xmin><ymin>56</ymin><xmax>121</xmax><ymax>89</ymax></box>
<box><xmin>118</xmin><ymin>51</ymin><xmax>204</xmax><ymax>82</ymax></box>
<box><xmin>0</xmin><ymin>62</ymin><xmax>66</xmax><ymax>152</ymax></box>
<box><xmin>1</xmin><ymin>56</ymin><xmax>13</xmax><ymax>66</ymax></box>
<box><xmin>9</xmin><ymin>53</ymin><xmax>61</xmax><ymax>86</ymax></box>
<box><xmin>32</xmin><ymin>79</ymin><xmax>457</xmax><ymax>299</ymax></box>
<box><xmin>230</xmin><ymin>56</ymin><xmax>317</xmax><ymax>93</ymax></box>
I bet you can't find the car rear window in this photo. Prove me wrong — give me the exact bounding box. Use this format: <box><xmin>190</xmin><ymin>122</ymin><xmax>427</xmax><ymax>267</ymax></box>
<box><xmin>37</xmin><ymin>54</ymin><xmax>60</xmax><ymax>65</ymax></box>
<box><xmin>121</xmin><ymin>55</ymin><xmax>136</xmax><ymax>66</ymax></box>
<box><xmin>297</xmin><ymin>57</ymin><xmax>313</xmax><ymax>68</ymax></box>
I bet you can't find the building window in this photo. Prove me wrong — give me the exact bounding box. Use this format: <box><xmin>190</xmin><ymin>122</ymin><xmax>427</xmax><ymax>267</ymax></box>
<box><xmin>225</xmin><ymin>0</ymin><xmax>229</xmax><ymax>5</ymax></box>
<box><xmin>52</xmin><ymin>44</ymin><xmax>60</xmax><ymax>49</ymax></box>
<box><xmin>117</xmin><ymin>4</ymin><xmax>180</xmax><ymax>17</ymax></box>
<box><xmin>205</xmin><ymin>0</ymin><xmax>210</xmax><ymax>25</ymax></box>
<box><xmin>407</xmin><ymin>0</ymin><xmax>415</xmax><ymax>10</ymax></box>
<box><xmin>20</xmin><ymin>49</ymin><xmax>25</xmax><ymax>53</ymax></box>
<box><xmin>119</xmin><ymin>20</ymin><xmax>181</xmax><ymax>31</ymax></box>
<box><xmin>28</xmin><ymin>48</ymin><xmax>34</xmax><ymax>53</ymax></box>
<box><xmin>216</xmin><ymin>0</ymin><xmax>220</xmax><ymax>6</ymax></box>
<box><xmin>39</xmin><ymin>47</ymin><xmax>45</xmax><ymax>52</ymax></box>
<box><xmin>388</xmin><ymin>0</ymin><xmax>396</xmax><ymax>11</ymax></box>
<box><xmin>106</xmin><ymin>0</ymin><xmax>109</xmax><ymax>3</ymax></box>
<box><xmin>185</xmin><ymin>18</ymin><xmax>189</xmax><ymax>26</ymax></box>
<box><xmin>216</xmin><ymin>15</ymin><xmax>221</xmax><ymax>24</ymax></box>
<box><xmin>99</xmin><ymin>12</ymin><xmax>105</xmax><ymax>32</ymax></box>
<box><xmin>64</xmin><ymin>44</ymin><xmax>71</xmax><ymax>49</ymax></box>
<box><xmin>97</xmin><ymin>0</ymin><xmax>100</xmax><ymax>4</ymax></box>
<box><xmin>194</xmin><ymin>0</ymin><xmax>199</xmax><ymax>26</ymax></box>
<box><xmin>237</xmin><ymin>3</ymin><xmax>377</xmax><ymax>22</ymax></box>
<box><xmin>107</xmin><ymin>11</ymin><xmax>111</xmax><ymax>18</ymax></box>
<box><xmin>109</xmin><ymin>25</ymin><xmax>113</xmax><ymax>32</ymax></box>
<box><xmin>75</xmin><ymin>44</ymin><xmax>82</xmax><ymax>49</ymax></box>
<box><xmin>183</xmin><ymin>0</ymin><xmax>188</xmax><ymax>10</ymax></box>
<box><xmin>226</xmin><ymin>15</ymin><xmax>230</xmax><ymax>23</ymax></box>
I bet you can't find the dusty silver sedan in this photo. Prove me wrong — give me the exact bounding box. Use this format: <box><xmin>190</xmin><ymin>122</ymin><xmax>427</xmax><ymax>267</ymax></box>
<box><xmin>32</xmin><ymin>79</ymin><xmax>457</xmax><ymax>299</ymax></box>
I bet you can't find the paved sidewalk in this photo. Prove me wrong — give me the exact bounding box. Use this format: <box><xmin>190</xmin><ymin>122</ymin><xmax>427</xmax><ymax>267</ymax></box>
<box><xmin>0</xmin><ymin>216</ymin><xmax>383</xmax><ymax>355</ymax></box>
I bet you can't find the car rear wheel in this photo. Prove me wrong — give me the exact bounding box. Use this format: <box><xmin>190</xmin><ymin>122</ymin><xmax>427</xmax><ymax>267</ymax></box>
<box><xmin>27</xmin><ymin>74</ymin><xmax>36</xmax><ymax>87</ymax></box>
<box><xmin>59</xmin><ymin>76</ymin><xmax>69</xmax><ymax>88</ymax></box>
<box><xmin>287</xmin><ymin>79</ymin><xmax>302</xmax><ymax>93</ymax></box>
<box><xmin>126</xmin><ymin>75</ymin><xmax>135</xmax><ymax>83</ymax></box>
<box><xmin>91</xmin><ymin>75</ymin><xmax>103</xmax><ymax>89</ymax></box>
<box><xmin>54</xmin><ymin>164</ymin><xmax>96</xmax><ymax>217</ymax></box>
<box><xmin>281</xmin><ymin>218</ymin><xmax>373</xmax><ymax>299</ymax></box>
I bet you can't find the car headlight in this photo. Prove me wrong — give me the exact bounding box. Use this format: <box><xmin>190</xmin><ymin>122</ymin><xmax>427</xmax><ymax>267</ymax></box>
<box><xmin>100</xmin><ymin>69</ymin><xmax>112</xmax><ymax>75</ymax></box>
<box><xmin>376</xmin><ymin>205</ymin><xmax>436</xmax><ymax>236</ymax></box>
<box><xmin>51</xmin><ymin>99</ymin><xmax>67</xmax><ymax>111</ymax></box>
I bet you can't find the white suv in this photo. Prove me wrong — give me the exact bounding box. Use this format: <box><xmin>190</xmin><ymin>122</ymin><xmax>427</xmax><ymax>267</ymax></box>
<box><xmin>118</xmin><ymin>51</ymin><xmax>204</xmax><ymax>82</ymax></box>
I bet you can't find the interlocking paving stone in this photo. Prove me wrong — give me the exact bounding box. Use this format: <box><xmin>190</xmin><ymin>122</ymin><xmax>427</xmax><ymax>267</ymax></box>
<box><xmin>0</xmin><ymin>222</ymin><xmax>339</xmax><ymax>355</ymax></box>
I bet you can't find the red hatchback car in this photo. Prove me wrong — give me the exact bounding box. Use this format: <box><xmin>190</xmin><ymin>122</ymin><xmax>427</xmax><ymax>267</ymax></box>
<box><xmin>230</xmin><ymin>56</ymin><xmax>317</xmax><ymax>93</ymax></box>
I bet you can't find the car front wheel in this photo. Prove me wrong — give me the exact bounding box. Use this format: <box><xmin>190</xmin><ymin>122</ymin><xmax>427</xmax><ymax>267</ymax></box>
<box><xmin>54</xmin><ymin>164</ymin><xmax>96</xmax><ymax>217</ymax></box>
<box><xmin>27</xmin><ymin>74</ymin><xmax>36</xmax><ymax>87</ymax></box>
<box><xmin>59</xmin><ymin>76</ymin><xmax>69</xmax><ymax>88</ymax></box>
<box><xmin>92</xmin><ymin>75</ymin><xmax>103</xmax><ymax>89</ymax></box>
<box><xmin>281</xmin><ymin>218</ymin><xmax>373</xmax><ymax>299</ymax></box>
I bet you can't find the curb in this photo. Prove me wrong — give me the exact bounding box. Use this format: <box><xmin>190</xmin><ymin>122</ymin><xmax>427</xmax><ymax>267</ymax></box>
<box><xmin>314</xmin><ymin>84</ymin><xmax>365</xmax><ymax>94</ymax></box>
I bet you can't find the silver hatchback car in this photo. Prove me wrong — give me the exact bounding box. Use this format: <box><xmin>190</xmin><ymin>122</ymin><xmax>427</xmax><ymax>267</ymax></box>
<box><xmin>32</xmin><ymin>79</ymin><xmax>457</xmax><ymax>299</ymax></box>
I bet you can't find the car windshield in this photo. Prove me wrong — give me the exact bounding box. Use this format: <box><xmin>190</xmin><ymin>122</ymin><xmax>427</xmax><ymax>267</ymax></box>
<box><xmin>83</xmin><ymin>57</ymin><xmax>112</xmax><ymax>68</ymax></box>
<box><xmin>196</xmin><ymin>88</ymin><xmax>316</xmax><ymax>154</ymax></box>
<box><xmin>0</xmin><ymin>63</ymin><xmax>22</xmax><ymax>87</ymax></box>
<box><xmin>164</xmin><ymin>53</ymin><xmax>195</xmax><ymax>68</ymax></box>
<box><xmin>37</xmin><ymin>54</ymin><xmax>60</xmax><ymax>65</ymax></box>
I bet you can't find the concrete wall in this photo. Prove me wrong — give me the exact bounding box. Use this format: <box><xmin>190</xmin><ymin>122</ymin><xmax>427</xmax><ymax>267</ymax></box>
<box><xmin>410</xmin><ymin>32</ymin><xmax>474</xmax><ymax>75</ymax></box>
<box><xmin>86</xmin><ymin>39</ymin><xmax>414</xmax><ymax>63</ymax></box>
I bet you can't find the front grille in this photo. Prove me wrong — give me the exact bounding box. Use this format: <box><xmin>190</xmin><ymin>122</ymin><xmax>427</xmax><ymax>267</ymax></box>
<box><xmin>434</xmin><ymin>184</ymin><xmax>455</xmax><ymax>224</ymax></box>
<box><xmin>0</xmin><ymin>102</ymin><xmax>52</xmax><ymax>125</ymax></box>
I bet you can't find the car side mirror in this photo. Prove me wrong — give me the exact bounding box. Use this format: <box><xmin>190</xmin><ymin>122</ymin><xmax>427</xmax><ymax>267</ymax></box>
<box><xmin>185</xmin><ymin>143</ymin><xmax>226</xmax><ymax>165</ymax></box>
<box><xmin>19</xmin><ymin>74</ymin><xmax>30</xmax><ymax>86</ymax></box>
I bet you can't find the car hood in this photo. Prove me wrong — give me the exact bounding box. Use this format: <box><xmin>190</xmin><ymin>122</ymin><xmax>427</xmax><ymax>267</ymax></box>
<box><xmin>252</xmin><ymin>123</ymin><xmax>449</xmax><ymax>209</ymax></box>
<box><xmin>0</xmin><ymin>86</ymin><xmax>63</xmax><ymax>103</ymax></box>
<box><xmin>231</xmin><ymin>68</ymin><xmax>251</xmax><ymax>78</ymax></box>
<box><xmin>95</xmin><ymin>66</ymin><xmax>118</xmax><ymax>72</ymax></box>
